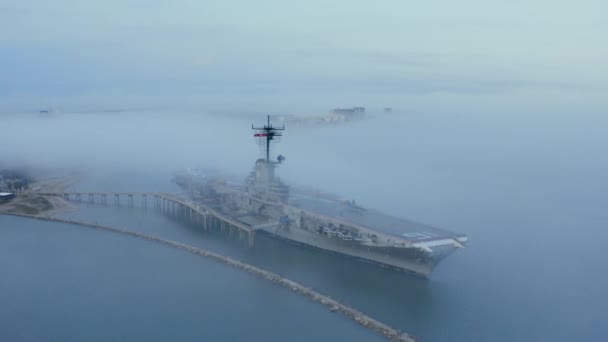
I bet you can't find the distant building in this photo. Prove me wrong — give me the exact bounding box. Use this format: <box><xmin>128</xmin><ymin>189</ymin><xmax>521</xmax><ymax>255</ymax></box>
<box><xmin>271</xmin><ymin>107</ymin><xmax>366</xmax><ymax>125</ymax></box>
<box><xmin>332</xmin><ymin>107</ymin><xmax>366</xmax><ymax>116</ymax></box>
<box><xmin>39</xmin><ymin>107</ymin><xmax>60</xmax><ymax>117</ymax></box>
<box><xmin>330</xmin><ymin>107</ymin><xmax>366</xmax><ymax>121</ymax></box>
<box><xmin>0</xmin><ymin>169</ymin><xmax>31</xmax><ymax>192</ymax></box>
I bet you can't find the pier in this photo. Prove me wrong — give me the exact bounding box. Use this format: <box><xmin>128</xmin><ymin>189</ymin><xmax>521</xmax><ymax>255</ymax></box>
<box><xmin>2</xmin><ymin>211</ymin><xmax>416</xmax><ymax>342</ymax></box>
<box><xmin>37</xmin><ymin>191</ymin><xmax>257</xmax><ymax>247</ymax></box>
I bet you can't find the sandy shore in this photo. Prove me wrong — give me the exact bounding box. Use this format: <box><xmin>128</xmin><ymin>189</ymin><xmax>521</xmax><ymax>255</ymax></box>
<box><xmin>0</xmin><ymin>175</ymin><xmax>80</xmax><ymax>217</ymax></box>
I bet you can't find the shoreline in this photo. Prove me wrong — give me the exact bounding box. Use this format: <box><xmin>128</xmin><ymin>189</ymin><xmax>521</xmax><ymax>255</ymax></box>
<box><xmin>1</xmin><ymin>211</ymin><xmax>417</xmax><ymax>342</ymax></box>
<box><xmin>0</xmin><ymin>174</ymin><xmax>80</xmax><ymax>217</ymax></box>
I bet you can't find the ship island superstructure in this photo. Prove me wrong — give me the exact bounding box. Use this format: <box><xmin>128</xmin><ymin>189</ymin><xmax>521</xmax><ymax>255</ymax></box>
<box><xmin>175</xmin><ymin>116</ymin><xmax>467</xmax><ymax>277</ymax></box>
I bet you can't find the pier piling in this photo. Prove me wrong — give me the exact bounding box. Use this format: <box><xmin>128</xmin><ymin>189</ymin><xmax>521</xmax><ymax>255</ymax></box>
<box><xmin>249</xmin><ymin>231</ymin><xmax>255</xmax><ymax>247</ymax></box>
<box><xmin>44</xmin><ymin>191</ymin><xmax>258</xmax><ymax>249</ymax></box>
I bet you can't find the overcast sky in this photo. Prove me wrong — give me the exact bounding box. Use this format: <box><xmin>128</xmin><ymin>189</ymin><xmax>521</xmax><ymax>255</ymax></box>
<box><xmin>1</xmin><ymin>0</ymin><xmax>606</xmax><ymax>113</ymax></box>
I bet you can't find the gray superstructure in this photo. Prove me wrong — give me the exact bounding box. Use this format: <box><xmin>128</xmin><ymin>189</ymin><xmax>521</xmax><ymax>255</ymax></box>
<box><xmin>175</xmin><ymin>116</ymin><xmax>467</xmax><ymax>277</ymax></box>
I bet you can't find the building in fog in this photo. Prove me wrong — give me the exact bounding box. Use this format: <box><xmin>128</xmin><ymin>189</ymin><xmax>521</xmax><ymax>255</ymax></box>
<box><xmin>332</xmin><ymin>107</ymin><xmax>366</xmax><ymax>115</ymax></box>
<box><xmin>329</xmin><ymin>107</ymin><xmax>366</xmax><ymax>121</ymax></box>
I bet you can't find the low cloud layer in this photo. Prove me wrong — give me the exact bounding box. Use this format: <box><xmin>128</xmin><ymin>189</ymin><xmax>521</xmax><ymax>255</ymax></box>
<box><xmin>1</xmin><ymin>1</ymin><xmax>606</xmax><ymax>113</ymax></box>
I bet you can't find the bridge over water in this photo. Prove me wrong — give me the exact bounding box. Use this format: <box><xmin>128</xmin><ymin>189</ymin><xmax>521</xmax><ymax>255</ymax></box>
<box><xmin>37</xmin><ymin>191</ymin><xmax>258</xmax><ymax>247</ymax></box>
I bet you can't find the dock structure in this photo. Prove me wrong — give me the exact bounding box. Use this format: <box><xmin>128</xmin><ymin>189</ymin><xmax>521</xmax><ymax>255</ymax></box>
<box><xmin>37</xmin><ymin>191</ymin><xmax>257</xmax><ymax>247</ymax></box>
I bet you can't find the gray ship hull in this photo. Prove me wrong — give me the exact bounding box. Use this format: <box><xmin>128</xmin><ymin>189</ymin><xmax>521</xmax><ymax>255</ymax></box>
<box><xmin>258</xmin><ymin>224</ymin><xmax>456</xmax><ymax>277</ymax></box>
<box><xmin>228</xmin><ymin>189</ymin><xmax>466</xmax><ymax>278</ymax></box>
<box><xmin>175</xmin><ymin>114</ymin><xmax>467</xmax><ymax>278</ymax></box>
<box><xmin>176</xmin><ymin>169</ymin><xmax>466</xmax><ymax>278</ymax></box>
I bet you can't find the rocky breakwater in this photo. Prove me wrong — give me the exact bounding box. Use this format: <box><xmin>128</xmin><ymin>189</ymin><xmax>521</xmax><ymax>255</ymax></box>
<box><xmin>2</xmin><ymin>213</ymin><xmax>417</xmax><ymax>342</ymax></box>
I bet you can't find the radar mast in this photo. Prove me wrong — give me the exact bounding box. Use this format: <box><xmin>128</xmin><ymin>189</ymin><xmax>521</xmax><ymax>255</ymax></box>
<box><xmin>252</xmin><ymin>115</ymin><xmax>285</xmax><ymax>162</ymax></box>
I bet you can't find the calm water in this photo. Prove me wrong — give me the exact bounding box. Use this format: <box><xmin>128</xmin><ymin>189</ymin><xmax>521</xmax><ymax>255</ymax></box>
<box><xmin>0</xmin><ymin>215</ymin><xmax>383</xmax><ymax>342</ymax></box>
<box><xmin>1</xmin><ymin>110</ymin><xmax>607</xmax><ymax>341</ymax></box>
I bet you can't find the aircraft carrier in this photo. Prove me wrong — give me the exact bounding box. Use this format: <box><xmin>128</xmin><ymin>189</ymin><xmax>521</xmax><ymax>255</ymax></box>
<box><xmin>175</xmin><ymin>116</ymin><xmax>467</xmax><ymax>277</ymax></box>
